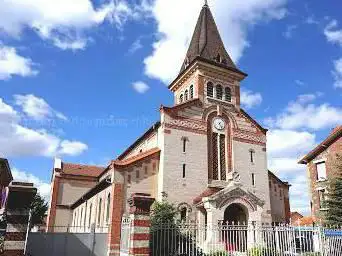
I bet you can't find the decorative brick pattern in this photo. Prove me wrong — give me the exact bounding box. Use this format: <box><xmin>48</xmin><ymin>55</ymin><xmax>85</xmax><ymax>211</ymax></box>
<box><xmin>128</xmin><ymin>193</ymin><xmax>155</xmax><ymax>256</ymax></box>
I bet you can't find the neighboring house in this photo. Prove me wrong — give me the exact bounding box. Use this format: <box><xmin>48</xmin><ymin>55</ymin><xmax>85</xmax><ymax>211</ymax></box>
<box><xmin>290</xmin><ymin>211</ymin><xmax>304</xmax><ymax>224</ymax></box>
<box><xmin>269</xmin><ymin>171</ymin><xmax>291</xmax><ymax>224</ymax></box>
<box><xmin>46</xmin><ymin>160</ymin><xmax>106</xmax><ymax>231</ymax></box>
<box><xmin>47</xmin><ymin>2</ymin><xmax>291</xmax><ymax>232</ymax></box>
<box><xmin>0</xmin><ymin>158</ymin><xmax>13</xmax><ymax>218</ymax></box>
<box><xmin>299</xmin><ymin>126</ymin><xmax>342</xmax><ymax>221</ymax></box>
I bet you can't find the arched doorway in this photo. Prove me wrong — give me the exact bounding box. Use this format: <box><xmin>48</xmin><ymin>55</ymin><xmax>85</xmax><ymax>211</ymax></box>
<box><xmin>224</xmin><ymin>203</ymin><xmax>248</xmax><ymax>224</ymax></box>
<box><xmin>222</xmin><ymin>203</ymin><xmax>248</xmax><ymax>252</ymax></box>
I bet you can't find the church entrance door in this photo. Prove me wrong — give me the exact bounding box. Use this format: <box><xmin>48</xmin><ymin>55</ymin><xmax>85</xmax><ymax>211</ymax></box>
<box><xmin>224</xmin><ymin>203</ymin><xmax>247</xmax><ymax>224</ymax></box>
<box><xmin>222</xmin><ymin>203</ymin><xmax>248</xmax><ymax>252</ymax></box>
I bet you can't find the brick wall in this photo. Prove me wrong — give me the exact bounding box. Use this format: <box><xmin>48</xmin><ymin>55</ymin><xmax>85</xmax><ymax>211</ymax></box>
<box><xmin>308</xmin><ymin>136</ymin><xmax>342</xmax><ymax>220</ymax></box>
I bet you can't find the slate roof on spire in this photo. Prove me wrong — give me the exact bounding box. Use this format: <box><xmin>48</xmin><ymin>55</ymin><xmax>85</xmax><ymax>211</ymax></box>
<box><xmin>179</xmin><ymin>3</ymin><xmax>241</xmax><ymax>74</ymax></box>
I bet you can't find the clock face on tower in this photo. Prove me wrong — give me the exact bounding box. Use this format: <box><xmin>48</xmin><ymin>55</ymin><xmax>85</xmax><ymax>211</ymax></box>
<box><xmin>213</xmin><ymin>118</ymin><xmax>225</xmax><ymax>130</ymax></box>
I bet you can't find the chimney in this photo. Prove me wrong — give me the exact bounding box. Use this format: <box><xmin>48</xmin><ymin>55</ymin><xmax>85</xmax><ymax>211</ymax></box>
<box><xmin>54</xmin><ymin>158</ymin><xmax>62</xmax><ymax>172</ymax></box>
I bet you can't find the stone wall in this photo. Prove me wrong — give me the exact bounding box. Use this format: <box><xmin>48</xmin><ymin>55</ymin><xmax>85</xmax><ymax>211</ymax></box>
<box><xmin>160</xmin><ymin>126</ymin><xmax>208</xmax><ymax>210</ymax></box>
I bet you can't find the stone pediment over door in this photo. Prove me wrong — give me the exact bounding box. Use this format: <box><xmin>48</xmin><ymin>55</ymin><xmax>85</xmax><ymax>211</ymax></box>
<box><xmin>209</xmin><ymin>185</ymin><xmax>265</xmax><ymax>211</ymax></box>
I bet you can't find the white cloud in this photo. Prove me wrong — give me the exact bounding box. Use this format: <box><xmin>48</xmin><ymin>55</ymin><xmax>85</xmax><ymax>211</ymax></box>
<box><xmin>12</xmin><ymin>168</ymin><xmax>51</xmax><ymax>201</ymax></box>
<box><xmin>240</xmin><ymin>89</ymin><xmax>262</xmax><ymax>109</ymax></box>
<box><xmin>267</xmin><ymin>129</ymin><xmax>316</xmax><ymax>215</ymax></box>
<box><xmin>144</xmin><ymin>0</ymin><xmax>287</xmax><ymax>83</ymax></box>
<box><xmin>14</xmin><ymin>94</ymin><xmax>67</xmax><ymax>121</ymax></box>
<box><xmin>288</xmin><ymin>173</ymin><xmax>310</xmax><ymax>215</ymax></box>
<box><xmin>0</xmin><ymin>97</ymin><xmax>87</xmax><ymax>157</ymax></box>
<box><xmin>132</xmin><ymin>81</ymin><xmax>150</xmax><ymax>94</ymax></box>
<box><xmin>267</xmin><ymin>129</ymin><xmax>316</xmax><ymax>158</ymax></box>
<box><xmin>0</xmin><ymin>44</ymin><xmax>38</xmax><ymax>80</ymax></box>
<box><xmin>52</xmin><ymin>37</ymin><xmax>88</xmax><ymax>51</ymax></box>
<box><xmin>283</xmin><ymin>25</ymin><xmax>297</xmax><ymax>39</ymax></box>
<box><xmin>0</xmin><ymin>0</ymin><xmax>145</xmax><ymax>50</ymax></box>
<box><xmin>129</xmin><ymin>39</ymin><xmax>143</xmax><ymax>54</ymax></box>
<box><xmin>58</xmin><ymin>140</ymin><xmax>88</xmax><ymax>156</ymax></box>
<box><xmin>333</xmin><ymin>58</ymin><xmax>342</xmax><ymax>89</ymax></box>
<box><xmin>324</xmin><ymin>20</ymin><xmax>342</xmax><ymax>47</ymax></box>
<box><xmin>264</xmin><ymin>93</ymin><xmax>342</xmax><ymax>130</ymax></box>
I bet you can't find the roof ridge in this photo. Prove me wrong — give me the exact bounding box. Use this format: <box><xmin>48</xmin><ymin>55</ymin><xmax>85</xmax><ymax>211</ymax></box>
<box><xmin>62</xmin><ymin>162</ymin><xmax>105</xmax><ymax>169</ymax></box>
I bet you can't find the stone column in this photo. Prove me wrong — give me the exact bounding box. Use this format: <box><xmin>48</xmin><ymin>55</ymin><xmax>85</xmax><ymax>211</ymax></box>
<box><xmin>128</xmin><ymin>193</ymin><xmax>155</xmax><ymax>256</ymax></box>
<box><xmin>107</xmin><ymin>170</ymin><xmax>125</xmax><ymax>256</ymax></box>
<box><xmin>4</xmin><ymin>181</ymin><xmax>36</xmax><ymax>256</ymax></box>
<box><xmin>202</xmin><ymin>197</ymin><xmax>223</xmax><ymax>253</ymax></box>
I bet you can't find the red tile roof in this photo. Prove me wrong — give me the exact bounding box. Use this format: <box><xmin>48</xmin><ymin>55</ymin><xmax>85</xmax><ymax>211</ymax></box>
<box><xmin>292</xmin><ymin>216</ymin><xmax>317</xmax><ymax>226</ymax></box>
<box><xmin>193</xmin><ymin>187</ymin><xmax>222</xmax><ymax>204</ymax></box>
<box><xmin>113</xmin><ymin>147</ymin><xmax>161</xmax><ymax>169</ymax></box>
<box><xmin>299</xmin><ymin>126</ymin><xmax>342</xmax><ymax>164</ymax></box>
<box><xmin>61</xmin><ymin>162</ymin><xmax>106</xmax><ymax>178</ymax></box>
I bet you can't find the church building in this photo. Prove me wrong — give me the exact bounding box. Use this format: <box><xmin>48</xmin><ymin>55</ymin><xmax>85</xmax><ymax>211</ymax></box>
<box><xmin>46</xmin><ymin>2</ymin><xmax>291</xmax><ymax>232</ymax></box>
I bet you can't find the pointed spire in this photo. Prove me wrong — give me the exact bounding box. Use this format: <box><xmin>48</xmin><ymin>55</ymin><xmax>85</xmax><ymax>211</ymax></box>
<box><xmin>179</xmin><ymin>2</ymin><xmax>240</xmax><ymax>75</ymax></box>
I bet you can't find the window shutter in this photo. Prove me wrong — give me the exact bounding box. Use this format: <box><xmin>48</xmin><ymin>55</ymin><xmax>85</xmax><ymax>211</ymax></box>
<box><xmin>316</xmin><ymin>162</ymin><xmax>327</xmax><ymax>180</ymax></box>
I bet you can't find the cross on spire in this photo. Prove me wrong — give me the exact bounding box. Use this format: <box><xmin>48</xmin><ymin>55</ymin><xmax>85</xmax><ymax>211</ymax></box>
<box><xmin>204</xmin><ymin>0</ymin><xmax>208</xmax><ymax>6</ymax></box>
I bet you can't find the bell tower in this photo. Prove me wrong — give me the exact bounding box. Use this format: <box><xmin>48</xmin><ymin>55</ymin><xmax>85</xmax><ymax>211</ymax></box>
<box><xmin>168</xmin><ymin>1</ymin><xmax>247</xmax><ymax>109</ymax></box>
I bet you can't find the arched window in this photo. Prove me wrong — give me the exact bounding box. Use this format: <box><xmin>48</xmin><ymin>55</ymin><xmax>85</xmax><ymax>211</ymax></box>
<box><xmin>190</xmin><ymin>85</ymin><xmax>194</xmax><ymax>99</ymax></box>
<box><xmin>249</xmin><ymin>149</ymin><xmax>255</xmax><ymax>163</ymax></box>
<box><xmin>184</xmin><ymin>90</ymin><xmax>189</xmax><ymax>101</ymax></box>
<box><xmin>179</xmin><ymin>94</ymin><xmax>184</xmax><ymax>103</ymax></box>
<box><xmin>207</xmin><ymin>82</ymin><xmax>214</xmax><ymax>98</ymax></box>
<box><xmin>106</xmin><ymin>193</ymin><xmax>111</xmax><ymax>224</ymax></box>
<box><xmin>216</xmin><ymin>84</ymin><xmax>223</xmax><ymax>100</ymax></box>
<box><xmin>211</xmin><ymin>117</ymin><xmax>227</xmax><ymax>181</ymax></box>
<box><xmin>97</xmin><ymin>198</ymin><xmax>102</xmax><ymax>226</ymax></box>
<box><xmin>88</xmin><ymin>203</ymin><xmax>92</xmax><ymax>227</ymax></box>
<box><xmin>225</xmin><ymin>87</ymin><xmax>232</xmax><ymax>102</ymax></box>
<box><xmin>180</xmin><ymin>208</ymin><xmax>187</xmax><ymax>221</ymax></box>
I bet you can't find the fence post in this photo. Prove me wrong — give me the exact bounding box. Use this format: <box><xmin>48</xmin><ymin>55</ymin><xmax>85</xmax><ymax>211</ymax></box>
<box><xmin>128</xmin><ymin>193</ymin><xmax>155</xmax><ymax>256</ymax></box>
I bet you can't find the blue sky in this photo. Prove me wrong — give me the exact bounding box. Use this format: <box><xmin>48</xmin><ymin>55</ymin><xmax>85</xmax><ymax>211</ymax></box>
<box><xmin>0</xmin><ymin>0</ymin><xmax>341</xmax><ymax>215</ymax></box>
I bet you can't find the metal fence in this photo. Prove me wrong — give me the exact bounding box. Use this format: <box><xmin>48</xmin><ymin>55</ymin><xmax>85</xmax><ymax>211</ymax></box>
<box><xmin>26</xmin><ymin>225</ymin><xmax>108</xmax><ymax>256</ymax></box>
<box><xmin>149</xmin><ymin>222</ymin><xmax>342</xmax><ymax>256</ymax></box>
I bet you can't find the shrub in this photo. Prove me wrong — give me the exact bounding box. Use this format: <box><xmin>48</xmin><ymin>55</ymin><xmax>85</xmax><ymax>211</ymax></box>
<box><xmin>247</xmin><ymin>246</ymin><xmax>279</xmax><ymax>256</ymax></box>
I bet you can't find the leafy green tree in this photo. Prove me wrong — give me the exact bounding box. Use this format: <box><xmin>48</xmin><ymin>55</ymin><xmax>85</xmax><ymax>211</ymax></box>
<box><xmin>150</xmin><ymin>200</ymin><xmax>178</xmax><ymax>256</ymax></box>
<box><xmin>150</xmin><ymin>200</ymin><xmax>178</xmax><ymax>226</ymax></box>
<box><xmin>150</xmin><ymin>200</ymin><xmax>204</xmax><ymax>256</ymax></box>
<box><xmin>29</xmin><ymin>193</ymin><xmax>48</xmax><ymax>230</ymax></box>
<box><xmin>326</xmin><ymin>154</ymin><xmax>342</xmax><ymax>226</ymax></box>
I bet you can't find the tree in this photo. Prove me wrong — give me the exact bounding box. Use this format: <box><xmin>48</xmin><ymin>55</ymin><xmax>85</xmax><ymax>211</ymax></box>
<box><xmin>326</xmin><ymin>153</ymin><xmax>342</xmax><ymax>226</ymax></box>
<box><xmin>29</xmin><ymin>193</ymin><xmax>48</xmax><ymax>230</ymax></box>
<box><xmin>150</xmin><ymin>200</ymin><xmax>204</xmax><ymax>256</ymax></box>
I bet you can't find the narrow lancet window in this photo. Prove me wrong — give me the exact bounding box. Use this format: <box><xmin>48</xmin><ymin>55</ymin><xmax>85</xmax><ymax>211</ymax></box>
<box><xmin>225</xmin><ymin>87</ymin><xmax>232</xmax><ymax>102</ymax></box>
<box><xmin>216</xmin><ymin>85</ymin><xmax>223</xmax><ymax>100</ymax></box>
<box><xmin>207</xmin><ymin>82</ymin><xmax>214</xmax><ymax>98</ymax></box>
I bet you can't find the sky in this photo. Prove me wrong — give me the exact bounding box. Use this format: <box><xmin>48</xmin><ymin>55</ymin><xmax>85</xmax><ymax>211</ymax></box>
<box><xmin>0</xmin><ymin>0</ymin><xmax>341</xmax><ymax>216</ymax></box>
